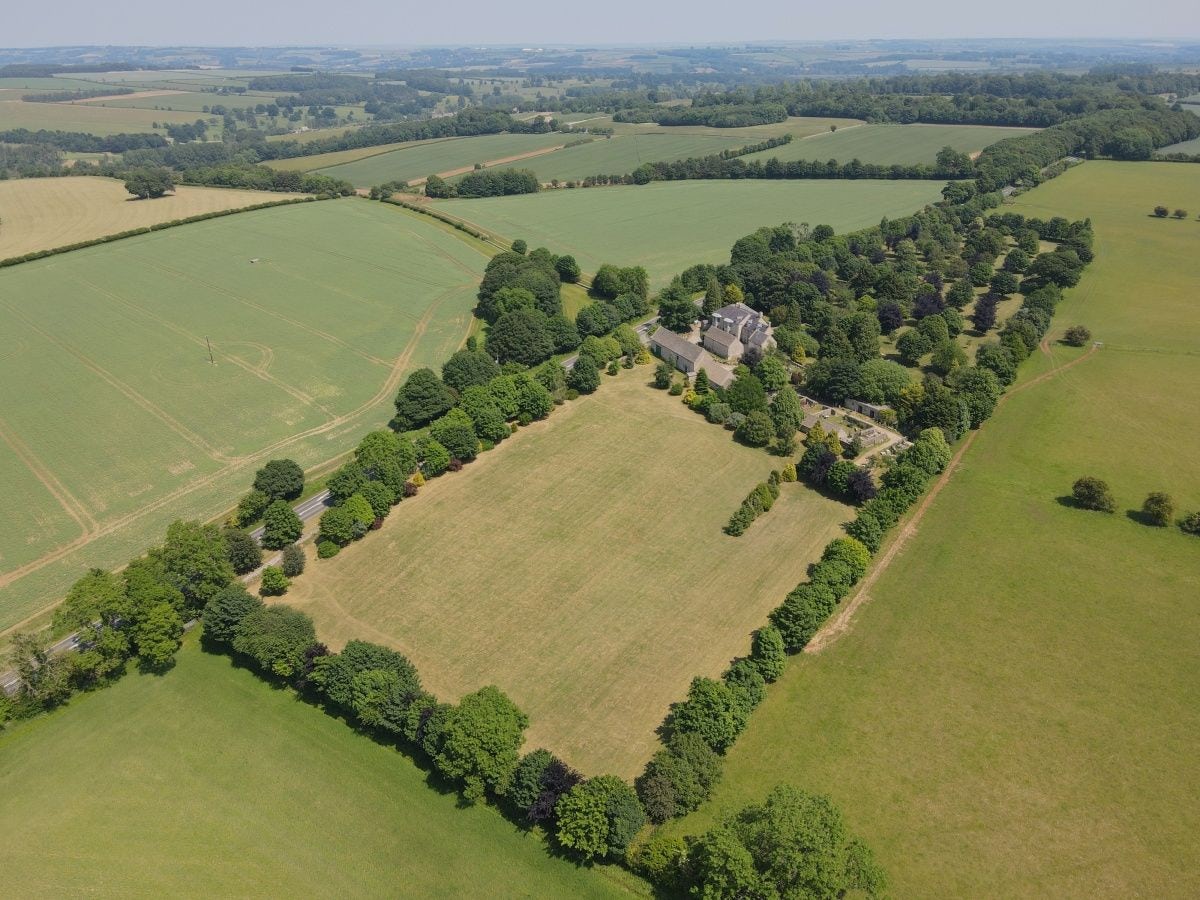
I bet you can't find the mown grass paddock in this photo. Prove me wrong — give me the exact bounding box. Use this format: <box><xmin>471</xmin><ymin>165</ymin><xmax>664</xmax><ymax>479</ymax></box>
<box><xmin>284</xmin><ymin>372</ymin><xmax>852</xmax><ymax>777</ymax></box>
<box><xmin>0</xmin><ymin>637</ymin><xmax>644</xmax><ymax>898</ymax></box>
<box><xmin>740</xmin><ymin>123</ymin><xmax>1039</xmax><ymax>166</ymax></box>
<box><xmin>431</xmin><ymin>179</ymin><xmax>946</xmax><ymax>287</ymax></box>
<box><xmin>0</xmin><ymin>98</ymin><xmax>202</xmax><ymax>135</ymax></box>
<box><xmin>0</xmin><ymin>200</ymin><xmax>486</xmax><ymax>634</ymax></box>
<box><xmin>664</xmin><ymin>162</ymin><xmax>1200</xmax><ymax>898</ymax></box>
<box><xmin>0</xmin><ymin>177</ymin><xmax>285</xmax><ymax>259</ymax></box>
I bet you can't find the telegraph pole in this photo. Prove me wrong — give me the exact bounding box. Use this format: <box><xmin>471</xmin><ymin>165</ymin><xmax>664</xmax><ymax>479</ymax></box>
<box><xmin>206</xmin><ymin>336</ymin><xmax>215</xmax><ymax>366</ymax></box>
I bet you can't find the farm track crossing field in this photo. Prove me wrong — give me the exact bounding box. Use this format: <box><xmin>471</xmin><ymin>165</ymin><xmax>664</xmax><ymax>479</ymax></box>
<box><xmin>0</xmin><ymin>177</ymin><xmax>286</xmax><ymax>259</ymax></box>
<box><xmin>0</xmin><ymin>199</ymin><xmax>486</xmax><ymax>633</ymax></box>
<box><xmin>0</xmin><ymin>99</ymin><xmax>202</xmax><ymax>134</ymax></box>
<box><xmin>0</xmin><ymin>638</ymin><xmax>644</xmax><ymax>898</ymax></box>
<box><xmin>665</xmin><ymin>162</ymin><xmax>1200</xmax><ymax>897</ymax></box>
<box><xmin>316</xmin><ymin>132</ymin><xmax>571</xmax><ymax>186</ymax></box>
<box><xmin>264</xmin><ymin>137</ymin><xmax>453</xmax><ymax>172</ymax></box>
<box><xmin>431</xmin><ymin>179</ymin><xmax>945</xmax><ymax>287</ymax></box>
<box><xmin>284</xmin><ymin>373</ymin><xmax>852</xmax><ymax>777</ymax></box>
<box><xmin>740</xmin><ymin>123</ymin><xmax>1039</xmax><ymax>166</ymax></box>
<box><xmin>463</xmin><ymin>133</ymin><xmax>751</xmax><ymax>183</ymax></box>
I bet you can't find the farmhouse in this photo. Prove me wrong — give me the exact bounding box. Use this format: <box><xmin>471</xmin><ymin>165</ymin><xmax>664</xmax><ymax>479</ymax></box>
<box><xmin>702</xmin><ymin>302</ymin><xmax>776</xmax><ymax>361</ymax></box>
<box><xmin>650</xmin><ymin>327</ymin><xmax>735</xmax><ymax>388</ymax></box>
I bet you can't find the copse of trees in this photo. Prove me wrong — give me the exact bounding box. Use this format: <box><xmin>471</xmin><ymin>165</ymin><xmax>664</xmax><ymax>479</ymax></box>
<box><xmin>123</xmin><ymin>167</ymin><xmax>175</xmax><ymax>199</ymax></box>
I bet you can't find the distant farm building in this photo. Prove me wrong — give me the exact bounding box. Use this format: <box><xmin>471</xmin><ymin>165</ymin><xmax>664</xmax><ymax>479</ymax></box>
<box><xmin>649</xmin><ymin>327</ymin><xmax>734</xmax><ymax>388</ymax></box>
<box><xmin>844</xmin><ymin>399</ymin><xmax>892</xmax><ymax>421</ymax></box>
<box><xmin>702</xmin><ymin>302</ymin><xmax>775</xmax><ymax>361</ymax></box>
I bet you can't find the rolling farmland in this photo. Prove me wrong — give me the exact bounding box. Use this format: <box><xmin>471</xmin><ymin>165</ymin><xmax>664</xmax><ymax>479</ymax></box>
<box><xmin>0</xmin><ymin>638</ymin><xmax>643</xmax><ymax>898</ymax></box>
<box><xmin>665</xmin><ymin>163</ymin><xmax>1200</xmax><ymax>897</ymax></box>
<box><xmin>316</xmin><ymin>132</ymin><xmax>570</xmax><ymax>185</ymax></box>
<box><xmin>0</xmin><ymin>199</ymin><xmax>487</xmax><ymax>633</ymax></box>
<box><xmin>740</xmin><ymin>123</ymin><xmax>1039</xmax><ymax>166</ymax></box>
<box><xmin>284</xmin><ymin>373</ymin><xmax>851</xmax><ymax>777</ymax></box>
<box><xmin>0</xmin><ymin>98</ymin><xmax>203</xmax><ymax>134</ymax></box>
<box><xmin>0</xmin><ymin>177</ymin><xmax>285</xmax><ymax>259</ymax></box>
<box><xmin>430</xmin><ymin>179</ymin><xmax>946</xmax><ymax>286</ymax></box>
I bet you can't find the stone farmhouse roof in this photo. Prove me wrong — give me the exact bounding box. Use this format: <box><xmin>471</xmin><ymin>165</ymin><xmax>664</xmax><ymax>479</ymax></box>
<box><xmin>704</xmin><ymin>328</ymin><xmax>740</xmax><ymax>354</ymax></box>
<box><xmin>650</xmin><ymin>327</ymin><xmax>706</xmax><ymax>364</ymax></box>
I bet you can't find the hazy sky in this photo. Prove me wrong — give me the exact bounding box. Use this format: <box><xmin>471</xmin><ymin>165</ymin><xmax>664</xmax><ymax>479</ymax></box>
<box><xmin>5</xmin><ymin>0</ymin><xmax>1198</xmax><ymax>47</ymax></box>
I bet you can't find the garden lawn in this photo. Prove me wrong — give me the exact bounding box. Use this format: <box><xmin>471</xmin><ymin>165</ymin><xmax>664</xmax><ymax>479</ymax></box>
<box><xmin>0</xmin><ymin>200</ymin><xmax>486</xmax><ymax>634</ymax></box>
<box><xmin>431</xmin><ymin>179</ymin><xmax>945</xmax><ymax>287</ymax></box>
<box><xmin>664</xmin><ymin>161</ymin><xmax>1200</xmax><ymax>898</ymax></box>
<box><xmin>740</xmin><ymin>123</ymin><xmax>1038</xmax><ymax>166</ymax></box>
<box><xmin>0</xmin><ymin>638</ymin><xmax>643</xmax><ymax>898</ymax></box>
<box><xmin>284</xmin><ymin>371</ymin><xmax>852</xmax><ymax>777</ymax></box>
<box><xmin>0</xmin><ymin>176</ymin><xmax>285</xmax><ymax>259</ymax></box>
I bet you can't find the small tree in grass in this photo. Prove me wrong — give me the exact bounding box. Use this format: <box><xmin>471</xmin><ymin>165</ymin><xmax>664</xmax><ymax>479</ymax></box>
<box><xmin>1072</xmin><ymin>476</ymin><xmax>1115</xmax><ymax>512</ymax></box>
<box><xmin>1173</xmin><ymin>209</ymin><xmax>1188</xmax><ymax>220</ymax></box>
<box><xmin>124</xmin><ymin>167</ymin><xmax>174</xmax><ymax>199</ymax></box>
<box><xmin>653</xmin><ymin>361</ymin><xmax>674</xmax><ymax>389</ymax></box>
<box><xmin>223</xmin><ymin>526</ymin><xmax>262</xmax><ymax>575</ymax></box>
<box><xmin>1142</xmin><ymin>492</ymin><xmax>1175</xmax><ymax>527</ymax></box>
<box><xmin>1063</xmin><ymin>325</ymin><xmax>1091</xmax><ymax>346</ymax></box>
<box><xmin>1179</xmin><ymin>511</ymin><xmax>1200</xmax><ymax>536</ymax></box>
<box><xmin>1153</xmin><ymin>206</ymin><xmax>1169</xmax><ymax>218</ymax></box>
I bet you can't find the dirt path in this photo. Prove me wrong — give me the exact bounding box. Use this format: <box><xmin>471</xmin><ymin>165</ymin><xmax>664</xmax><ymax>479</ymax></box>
<box><xmin>805</xmin><ymin>342</ymin><xmax>1100</xmax><ymax>654</ymax></box>
<box><xmin>407</xmin><ymin>144</ymin><xmax>567</xmax><ymax>186</ymax></box>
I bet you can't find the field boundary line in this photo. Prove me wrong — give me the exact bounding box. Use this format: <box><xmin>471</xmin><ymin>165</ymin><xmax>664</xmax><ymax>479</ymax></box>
<box><xmin>0</xmin><ymin>415</ymin><xmax>97</xmax><ymax>537</ymax></box>
<box><xmin>806</xmin><ymin>343</ymin><xmax>1100</xmax><ymax>654</ymax></box>
<box><xmin>407</xmin><ymin>143</ymin><xmax>568</xmax><ymax>186</ymax></box>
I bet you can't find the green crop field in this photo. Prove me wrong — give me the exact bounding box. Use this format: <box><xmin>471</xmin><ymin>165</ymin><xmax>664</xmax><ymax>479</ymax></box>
<box><xmin>431</xmin><ymin>179</ymin><xmax>945</xmax><ymax>287</ymax></box>
<box><xmin>284</xmin><ymin>372</ymin><xmax>851</xmax><ymax>777</ymax></box>
<box><xmin>664</xmin><ymin>162</ymin><xmax>1200</xmax><ymax>897</ymax></box>
<box><xmin>470</xmin><ymin>133</ymin><xmax>750</xmax><ymax>183</ymax></box>
<box><xmin>603</xmin><ymin>115</ymin><xmax>863</xmax><ymax>141</ymax></box>
<box><xmin>0</xmin><ymin>98</ymin><xmax>203</xmax><ymax>135</ymax></box>
<box><xmin>317</xmin><ymin>132</ymin><xmax>571</xmax><ymax>186</ymax></box>
<box><xmin>264</xmin><ymin>138</ymin><xmax>449</xmax><ymax>172</ymax></box>
<box><xmin>0</xmin><ymin>200</ymin><xmax>488</xmax><ymax>635</ymax></box>
<box><xmin>740</xmin><ymin>123</ymin><xmax>1038</xmax><ymax>166</ymax></box>
<box><xmin>0</xmin><ymin>637</ymin><xmax>643</xmax><ymax>898</ymax></box>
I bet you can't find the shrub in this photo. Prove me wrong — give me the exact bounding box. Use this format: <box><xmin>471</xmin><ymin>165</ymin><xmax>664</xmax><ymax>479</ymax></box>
<box><xmin>430</xmin><ymin>685</ymin><xmax>528</xmax><ymax>803</ymax></box>
<box><xmin>316</xmin><ymin>539</ymin><xmax>339</xmax><ymax>559</ymax></box>
<box><xmin>735</xmin><ymin>411</ymin><xmax>774</xmax><ymax>447</ymax></box>
<box><xmin>567</xmin><ymin>355</ymin><xmax>601</xmax><ymax>394</ymax></box>
<box><xmin>1179</xmin><ymin>511</ymin><xmax>1200</xmax><ymax>536</ymax></box>
<box><xmin>555</xmin><ymin>776</ymin><xmax>645</xmax><ymax>860</ymax></box>
<box><xmin>259</xmin><ymin>566</ymin><xmax>289</xmax><ymax>597</ymax></box>
<box><xmin>1072</xmin><ymin>476</ymin><xmax>1116</xmax><ymax>513</ymax></box>
<box><xmin>280</xmin><ymin>544</ymin><xmax>305</xmax><ymax>578</ymax></box>
<box><xmin>223</xmin><ymin>526</ymin><xmax>262</xmax><ymax>575</ymax></box>
<box><xmin>235</xmin><ymin>489</ymin><xmax>271</xmax><ymax>526</ymax></box>
<box><xmin>202</xmin><ymin>585</ymin><xmax>263</xmax><ymax>646</ymax></box>
<box><xmin>671</xmin><ymin>677</ymin><xmax>747</xmax><ymax>752</ymax></box>
<box><xmin>1142</xmin><ymin>492</ymin><xmax>1175</xmax><ymax>527</ymax></box>
<box><xmin>1153</xmin><ymin>205</ymin><xmax>1169</xmax><ymax>217</ymax></box>
<box><xmin>232</xmin><ymin>605</ymin><xmax>316</xmax><ymax>678</ymax></box>
<box><xmin>261</xmin><ymin>499</ymin><xmax>303</xmax><ymax>550</ymax></box>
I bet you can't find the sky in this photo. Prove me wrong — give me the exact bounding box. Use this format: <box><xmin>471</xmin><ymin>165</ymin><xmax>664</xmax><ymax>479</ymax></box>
<box><xmin>5</xmin><ymin>0</ymin><xmax>1199</xmax><ymax>47</ymax></box>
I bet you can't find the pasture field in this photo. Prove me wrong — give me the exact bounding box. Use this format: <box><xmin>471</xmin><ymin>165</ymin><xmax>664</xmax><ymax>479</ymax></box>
<box><xmin>740</xmin><ymin>123</ymin><xmax>1038</xmax><ymax>166</ymax></box>
<box><xmin>470</xmin><ymin>133</ymin><xmax>752</xmax><ymax>183</ymax></box>
<box><xmin>0</xmin><ymin>99</ymin><xmax>202</xmax><ymax>134</ymax></box>
<box><xmin>316</xmin><ymin>132</ymin><xmax>571</xmax><ymax>185</ymax></box>
<box><xmin>603</xmin><ymin>114</ymin><xmax>863</xmax><ymax>141</ymax></box>
<box><xmin>84</xmin><ymin>90</ymin><xmax>282</xmax><ymax>112</ymax></box>
<box><xmin>0</xmin><ymin>177</ymin><xmax>285</xmax><ymax>259</ymax></box>
<box><xmin>284</xmin><ymin>372</ymin><xmax>852</xmax><ymax>777</ymax></box>
<box><xmin>430</xmin><ymin>179</ymin><xmax>946</xmax><ymax>286</ymax></box>
<box><xmin>264</xmin><ymin>137</ymin><xmax>460</xmax><ymax>172</ymax></box>
<box><xmin>0</xmin><ymin>637</ymin><xmax>643</xmax><ymax>898</ymax></box>
<box><xmin>665</xmin><ymin>162</ymin><xmax>1200</xmax><ymax>897</ymax></box>
<box><xmin>0</xmin><ymin>200</ymin><xmax>487</xmax><ymax>634</ymax></box>
<box><xmin>1157</xmin><ymin>133</ymin><xmax>1200</xmax><ymax>155</ymax></box>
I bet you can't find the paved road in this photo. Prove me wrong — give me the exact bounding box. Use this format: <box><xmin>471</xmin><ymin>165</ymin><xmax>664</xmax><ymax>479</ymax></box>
<box><xmin>0</xmin><ymin>490</ymin><xmax>332</xmax><ymax>697</ymax></box>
